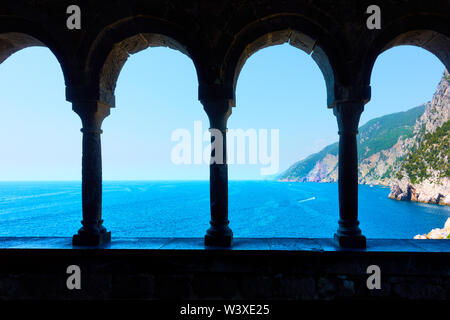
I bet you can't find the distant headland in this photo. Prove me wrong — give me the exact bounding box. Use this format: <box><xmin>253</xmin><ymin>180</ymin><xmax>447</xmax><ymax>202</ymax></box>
<box><xmin>279</xmin><ymin>69</ymin><xmax>450</xmax><ymax>206</ymax></box>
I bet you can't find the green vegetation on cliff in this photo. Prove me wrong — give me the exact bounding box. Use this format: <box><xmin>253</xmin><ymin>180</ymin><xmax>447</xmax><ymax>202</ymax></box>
<box><xmin>279</xmin><ymin>142</ymin><xmax>338</xmax><ymax>180</ymax></box>
<box><xmin>356</xmin><ymin>105</ymin><xmax>425</xmax><ymax>161</ymax></box>
<box><xmin>396</xmin><ymin>120</ymin><xmax>450</xmax><ymax>184</ymax></box>
<box><xmin>279</xmin><ymin>105</ymin><xmax>425</xmax><ymax>181</ymax></box>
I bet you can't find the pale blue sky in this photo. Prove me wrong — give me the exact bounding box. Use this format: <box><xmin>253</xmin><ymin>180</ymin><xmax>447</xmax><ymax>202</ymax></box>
<box><xmin>0</xmin><ymin>44</ymin><xmax>444</xmax><ymax>180</ymax></box>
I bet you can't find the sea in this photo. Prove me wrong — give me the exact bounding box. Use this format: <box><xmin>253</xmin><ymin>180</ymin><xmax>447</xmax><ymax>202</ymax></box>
<box><xmin>0</xmin><ymin>181</ymin><xmax>449</xmax><ymax>239</ymax></box>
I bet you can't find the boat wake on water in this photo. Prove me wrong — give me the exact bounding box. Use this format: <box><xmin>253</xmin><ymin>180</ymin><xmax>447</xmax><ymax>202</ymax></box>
<box><xmin>298</xmin><ymin>197</ymin><xmax>316</xmax><ymax>203</ymax></box>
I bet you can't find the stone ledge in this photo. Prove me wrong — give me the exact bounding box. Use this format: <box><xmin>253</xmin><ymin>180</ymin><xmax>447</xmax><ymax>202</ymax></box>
<box><xmin>0</xmin><ymin>237</ymin><xmax>448</xmax><ymax>252</ymax></box>
<box><xmin>0</xmin><ymin>237</ymin><xmax>448</xmax><ymax>300</ymax></box>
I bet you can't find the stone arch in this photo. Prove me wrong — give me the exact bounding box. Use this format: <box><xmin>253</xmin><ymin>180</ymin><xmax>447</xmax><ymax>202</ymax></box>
<box><xmin>0</xmin><ymin>18</ymin><xmax>69</xmax><ymax>84</ymax></box>
<box><xmin>363</xmin><ymin>15</ymin><xmax>450</xmax><ymax>86</ymax></box>
<box><xmin>85</xmin><ymin>17</ymin><xmax>202</xmax><ymax>107</ymax></box>
<box><xmin>221</xmin><ymin>15</ymin><xmax>342</xmax><ymax>108</ymax></box>
<box><xmin>0</xmin><ymin>32</ymin><xmax>44</xmax><ymax>64</ymax></box>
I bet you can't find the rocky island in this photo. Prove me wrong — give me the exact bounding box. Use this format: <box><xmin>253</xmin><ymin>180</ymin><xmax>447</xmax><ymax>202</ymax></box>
<box><xmin>279</xmin><ymin>69</ymin><xmax>449</xmax><ymax>206</ymax></box>
<box><xmin>414</xmin><ymin>218</ymin><xmax>450</xmax><ymax>239</ymax></box>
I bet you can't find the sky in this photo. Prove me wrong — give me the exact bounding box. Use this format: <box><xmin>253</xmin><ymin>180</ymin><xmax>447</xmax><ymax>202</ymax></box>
<box><xmin>0</xmin><ymin>44</ymin><xmax>445</xmax><ymax>180</ymax></box>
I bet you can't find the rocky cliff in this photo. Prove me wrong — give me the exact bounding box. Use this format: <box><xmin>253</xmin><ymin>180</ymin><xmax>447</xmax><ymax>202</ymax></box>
<box><xmin>414</xmin><ymin>218</ymin><xmax>450</xmax><ymax>239</ymax></box>
<box><xmin>279</xmin><ymin>105</ymin><xmax>426</xmax><ymax>184</ymax></box>
<box><xmin>389</xmin><ymin>70</ymin><xmax>449</xmax><ymax>205</ymax></box>
<box><xmin>279</xmin><ymin>69</ymin><xmax>450</xmax><ymax>205</ymax></box>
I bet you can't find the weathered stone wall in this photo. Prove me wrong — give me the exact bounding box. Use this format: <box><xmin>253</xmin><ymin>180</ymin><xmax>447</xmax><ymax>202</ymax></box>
<box><xmin>0</xmin><ymin>0</ymin><xmax>449</xmax><ymax>107</ymax></box>
<box><xmin>0</xmin><ymin>239</ymin><xmax>449</xmax><ymax>300</ymax></box>
<box><xmin>0</xmin><ymin>2</ymin><xmax>449</xmax><ymax>299</ymax></box>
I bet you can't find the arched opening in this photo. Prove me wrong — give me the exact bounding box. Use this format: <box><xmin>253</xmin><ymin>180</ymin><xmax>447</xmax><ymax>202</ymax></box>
<box><xmin>100</xmin><ymin>36</ymin><xmax>209</xmax><ymax>237</ymax></box>
<box><xmin>360</xmin><ymin>44</ymin><xmax>449</xmax><ymax>238</ymax></box>
<box><xmin>225</xmin><ymin>29</ymin><xmax>337</xmax><ymax>108</ymax></box>
<box><xmin>229</xmin><ymin>36</ymin><xmax>338</xmax><ymax>238</ymax></box>
<box><xmin>379</xmin><ymin>30</ymin><xmax>449</xmax><ymax>74</ymax></box>
<box><xmin>98</xmin><ymin>33</ymin><xmax>191</xmax><ymax>106</ymax></box>
<box><xmin>0</xmin><ymin>32</ymin><xmax>45</xmax><ymax>64</ymax></box>
<box><xmin>0</xmin><ymin>40</ymin><xmax>80</xmax><ymax>236</ymax></box>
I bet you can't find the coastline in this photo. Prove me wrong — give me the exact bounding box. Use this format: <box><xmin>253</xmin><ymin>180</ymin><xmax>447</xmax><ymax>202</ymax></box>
<box><xmin>278</xmin><ymin>179</ymin><xmax>449</xmax><ymax>206</ymax></box>
<box><xmin>414</xmin><ymin>218</ymin><xmax>450</xmax><ymax>239</ymax></box>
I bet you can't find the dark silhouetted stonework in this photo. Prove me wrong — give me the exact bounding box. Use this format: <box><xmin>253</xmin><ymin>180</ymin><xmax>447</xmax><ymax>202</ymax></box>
<box><xmin>0</xmin><ymin>0</ymin><xmax>449</xmax><ymax>301</ymax></box>
<box><xmin>0</xmin><ymin>238</ymin><xmax>449</xmax><ymax>300</ymax></box>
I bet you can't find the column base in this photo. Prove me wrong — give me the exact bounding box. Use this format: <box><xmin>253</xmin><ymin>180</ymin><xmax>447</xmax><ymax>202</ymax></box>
<box><xmin>334</xmin><ymin>232</ymin><xmax>366</xmax><ymax>249</ymax></box>
<box><xmin>73</xmin><ymin>230</ymin><xmax>111</xmax><ymax>246</ymax></box>
<box><xmin>205</xmin><ymin>233</ymin><xmax>233</xmax><ymax>247</ymax></box>
<box><xmin>204</xmin><ymin>226</ymin><xmax>233</xmax><ymax>247</ymax></box>
<box><xmin>204</xmin><ymin>220</ymin><xmax>233</xmax><ymax>247</ymax></box>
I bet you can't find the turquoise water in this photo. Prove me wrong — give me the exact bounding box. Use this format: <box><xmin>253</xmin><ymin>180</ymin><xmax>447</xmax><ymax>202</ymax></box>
<box><xmin>0</xmin><ymin>181</ymin><xmax>448</xmax><ymax>238</ymax></box>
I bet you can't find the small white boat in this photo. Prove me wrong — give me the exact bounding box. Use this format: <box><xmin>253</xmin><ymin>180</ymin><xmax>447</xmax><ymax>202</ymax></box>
<box><xmin>298</xmin><ymin>197</ymin><xmax>316</xmax><ymax>203</ymax></box>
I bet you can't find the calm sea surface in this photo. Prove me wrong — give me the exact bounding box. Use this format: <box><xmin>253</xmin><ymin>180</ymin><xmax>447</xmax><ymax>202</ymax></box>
<box><xmin>0</xmin><ymin>181</ymin><xmax>449</xmax><ymax>238</ymax></box>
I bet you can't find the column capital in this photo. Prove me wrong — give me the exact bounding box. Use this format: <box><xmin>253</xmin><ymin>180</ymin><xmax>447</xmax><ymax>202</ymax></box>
<box><xmin>198</xmin><ymin>82</ymin><xmax>235</xmax><ymax>105</ymax></box>
<box><xmin>66</xmin><ymin>85</ymin><xmax>116</xmax><ymax>108</ymax></box>
<box><xmin>333</xmin><ymin>101</ymin><xmax>364</xmax><ymax>136</ymax></box>
<box><xmin>72</xmin><ymin>100</ymin><xmax>111</xmax><ymax>132</ymax></box>
<box><xmin>330</xmin><ymin>85</ymin><xmax>371</xmax><ymax>108</ymax></box>
<box><xmin>201</xmin><ymin>97</ymin><xmax>233</xmax><ymax>130</ymax></box>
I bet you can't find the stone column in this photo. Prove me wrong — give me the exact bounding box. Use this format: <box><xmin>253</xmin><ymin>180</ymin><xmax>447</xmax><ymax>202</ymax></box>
<box><xmin>202</xmin><ymin>98</ymin><xmax>233</xmax><ymax>247</ymax></box>
<box><xmin>72</xmin><ymin>101</ymin><xmax>111</xmax><ymax>246</ymax></box>
<box><xmin>333</xmin><ymin>101</ymin><xmax>366</xmax><ymax>248</ymax></box>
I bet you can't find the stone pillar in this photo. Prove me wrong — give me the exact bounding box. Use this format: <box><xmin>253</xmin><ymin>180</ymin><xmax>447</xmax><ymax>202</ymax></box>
<box><xmin>333</xmin><ymin>101</ymin><xmax>366</xmax><ymax>249</ymax></box>
<box><xmin>202</xmin><ymin>98</ymin><xmax>233</xmax><ymax>247</ymax></box>
<box><xmin>72</xmin><ymin>101</ymin><xmax>111</xmax><ymax>246</ymax></box>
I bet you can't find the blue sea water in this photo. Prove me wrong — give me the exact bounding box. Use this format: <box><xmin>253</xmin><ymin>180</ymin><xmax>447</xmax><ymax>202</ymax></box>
<box><xmin>0</xmin><ymin>181</ymin><xmax>449</xmax><ymax>238</ymax></box>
